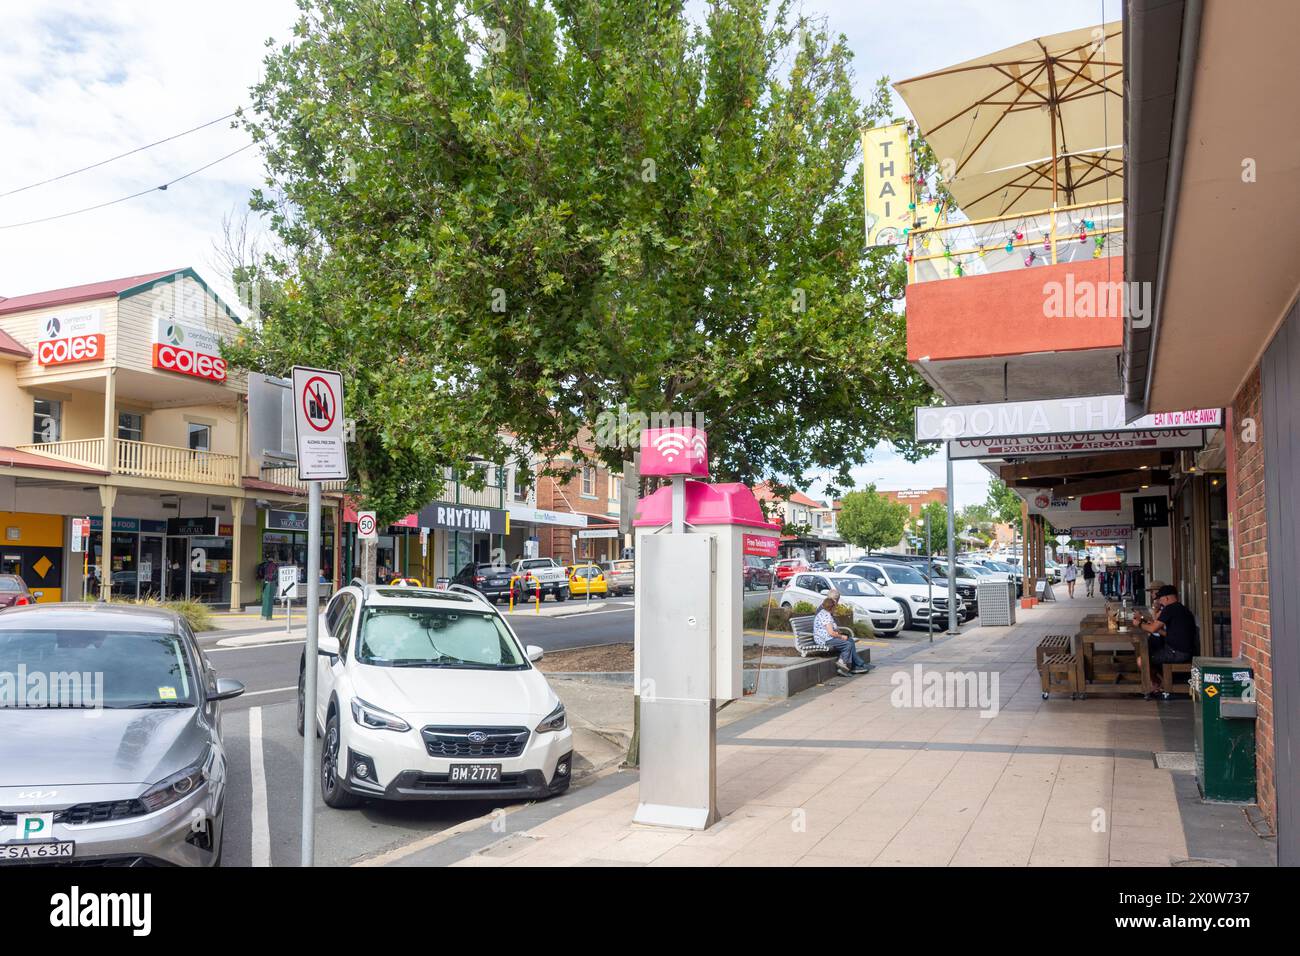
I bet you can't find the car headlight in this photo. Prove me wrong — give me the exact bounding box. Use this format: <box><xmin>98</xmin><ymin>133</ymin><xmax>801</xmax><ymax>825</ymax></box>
<box><xmin>910</xmin><ymin>595</ymin><xmax>928</xmax><ymax>603</ymax></box>
<box><xmin>535</xmin><ymin>702</ymin><xmax>567</xmax><ymax>734</ymax></box>
<box><xmin>140</xmin><ymin>752</ymin><xmax>210</xmax><ymax>813</ymax></box>
<box><xmin>350</xmin><ymin>697</ymin><xmax>410</xmax><ymax>733</ymax></box>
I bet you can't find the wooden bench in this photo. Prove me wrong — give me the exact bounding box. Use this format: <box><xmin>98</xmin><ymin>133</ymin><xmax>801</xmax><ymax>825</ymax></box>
<box><xmin>1036</xmin><ymin>634</ymin><xmax>1073</xmax><ymax>669</ymax></box>
<box><xmin>1039</xmin><ymin>652</ymin><xmax>1080</xmax><ymax>699</ymax></box>
<box><xmin>1161</xmin><ymin>660</ymin><xmax>1194</xmax><ymax>698</ymax></box>
<box><xmin>790</xmin><ymin>615</ymin><xmax>830</xmax><ymax>657</ymax></box>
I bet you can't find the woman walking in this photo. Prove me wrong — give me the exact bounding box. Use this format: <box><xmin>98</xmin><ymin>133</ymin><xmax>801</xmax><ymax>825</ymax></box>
<box><xmin>1063</xmin><ymin>556</ymin><xmax>1078</xmax><ymax>598</ymax></box>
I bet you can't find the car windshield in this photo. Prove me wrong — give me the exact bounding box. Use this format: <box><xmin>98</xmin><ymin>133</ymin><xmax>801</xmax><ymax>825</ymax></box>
<box><xmin>828</xmin><ymin>577</ymin><xmax>882</xmax><ymax>597</ymax></box>
<box><xmin>357</xmin><ymin>606</ymin><xmax>527</xmax><ymax>669</ymax></box>
<box><xmin>0</xmin><ymin>628</ymin><xmax>196</xmax><ymax>708</ymax></box>
<box><xmin>883</xmin><ymin>564</ymin><xmax>928</xmax><ymax>586</ymax></box>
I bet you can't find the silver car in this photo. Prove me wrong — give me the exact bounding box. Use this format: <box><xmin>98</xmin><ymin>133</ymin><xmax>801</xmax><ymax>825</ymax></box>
<box><xmin>0</xmin><ymin>603</ymin><xmax>243</xmax><ymax>867</ymax></box>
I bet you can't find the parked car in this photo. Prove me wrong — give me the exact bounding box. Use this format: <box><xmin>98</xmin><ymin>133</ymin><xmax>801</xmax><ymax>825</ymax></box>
<box><xmin>599</xmin><ymin>559</ymin><xmax>635</xmax><ymax>596</ymax></box>
<box><xmin>568</xmin><ymin>563</ymin><xmax>608</xmax><ymax>598</ymax></box>
<box><xmin>975</xmin><ymin>559</ymin><xmax>1024</xmax><ymax>595</ymax></box>
<box><xmin>510</xmin><ymin>557</ymin><xmax>570</xmax><ymax>602</ymax></box>
<box><xmin>808</xmin><ymin>561</ymin><xmax>833</xmax><ymax>572</ymax></box>
<box><xmin>839</xmin><ymin>559</ymin><xmax>963</xmax><ymax>631</ymax></box>
<box><xmin>0</xmin><ymin>603</ymin><xmax>244</xmax><ymax>865</ymax></box>
<box><xmin>452</xmin><ymin>562</ymin><xmax>517</xmax><ymax>604</ymax></box>
<box><xmin>925</xmin><ymin>561</ymin><xmax>982</xmax><ymax>621</ymax></box>
<box><xmin>742</xmin><ymin>555</ymin><xmax>776</xmax><ymax>591</ymax></box>
<box><xmin>298</xmin><ymin>582</ymin><xmax>573</xmax><ymax>805</ymax></box>
<box><xmin>0</xmin><ymin>574</ymin><xmax>31</xmax><ymax>610</ymax></box>
<box><xmin>773</xmin><ymin>558</ymin><xmax>808</xmax><ymax>584</ymax></box>
<box><xmin>779</xmin><ymin>572</ymin><xmax>904</xmax><ymax>636</ymax></box>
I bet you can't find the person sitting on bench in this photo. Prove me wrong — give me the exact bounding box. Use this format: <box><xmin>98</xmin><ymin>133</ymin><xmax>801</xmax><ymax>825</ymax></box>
<box><xmin>1133</xmin><ymin>584</ymin><xmax>1198</xmax><ymax>699</ymax></box>
<box><xmin>813</xmin><ymin>590</ymin><xmax>870</xmax><ymax>677</ymax></box>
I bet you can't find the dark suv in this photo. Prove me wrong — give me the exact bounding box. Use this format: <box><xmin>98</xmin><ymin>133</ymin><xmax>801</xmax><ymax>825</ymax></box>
<box><xmin>743</xmin><ymin>556</ymin><xmax>776</xmax><ymax>591</ymax></box>
<box><xmin>452</xmin><ymin>562</ymin><xmax>518</xmax><ymax>604</ymax></box>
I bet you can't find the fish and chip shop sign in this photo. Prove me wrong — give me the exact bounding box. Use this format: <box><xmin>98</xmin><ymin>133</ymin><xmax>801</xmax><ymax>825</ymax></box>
<box><xmin>915</xmin><ymin>395</ymin><xmax>1222</xmax><ymax>443</ymax></box>
<box><xmin>948</xmin><ymin>429</ymin><xmax>1207</xmax><ymax>460</ymax></box>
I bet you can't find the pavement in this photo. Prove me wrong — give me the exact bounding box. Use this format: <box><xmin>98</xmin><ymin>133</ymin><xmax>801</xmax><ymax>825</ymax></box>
<box><xmin>374</xmin><ymin>594</ymin><xmax>1277</xmax><ymax>868</ymax></box>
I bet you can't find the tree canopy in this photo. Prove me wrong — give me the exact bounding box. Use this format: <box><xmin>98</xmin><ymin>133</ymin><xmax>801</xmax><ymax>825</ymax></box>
<box><xmin>836</xmin><ymin>485</ymin><xmax>908</xmax><ymax>551</ymax></box>
<box><xmin>226</xmin><ymin>0</ymin><xmax>933</xmax><ymax>520</ymax></box>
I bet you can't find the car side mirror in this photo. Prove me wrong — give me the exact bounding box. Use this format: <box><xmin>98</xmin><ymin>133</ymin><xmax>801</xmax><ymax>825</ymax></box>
<box><xmin>526</xmin><ymin>645</ymin><xmax>544</xmax><ymax>663</ymax></box>
<box><xmin>211</xmin><ymin>677</ymin><xmax>245</xmax><ymax>702</ymax></box>
<box><xmin>876</xmin><ymin>578</ymin><xmax>886</xmax><ymax>586</ymax></box>
<box><xmin>318</xmin><ymin>634</ymin><xmax>340</xmax><ymax>659</ymax></box>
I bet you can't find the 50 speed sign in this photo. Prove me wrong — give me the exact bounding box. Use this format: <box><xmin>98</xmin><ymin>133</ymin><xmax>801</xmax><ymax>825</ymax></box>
<box><xmin>357</xmin><ymin>512</ymin><xmax>378</xmax><ymax>540</ymax></box>
<box><xmin>291</xmin><ymin>366</ymin><xmax>348</xmax><ymax>481</ymax></box>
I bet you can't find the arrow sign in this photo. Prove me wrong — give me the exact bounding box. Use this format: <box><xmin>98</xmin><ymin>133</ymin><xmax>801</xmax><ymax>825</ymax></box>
<box><xmin>291</xmin><ymin>366</ymin><xmax>348</xmax><ymax>481</ymax></box>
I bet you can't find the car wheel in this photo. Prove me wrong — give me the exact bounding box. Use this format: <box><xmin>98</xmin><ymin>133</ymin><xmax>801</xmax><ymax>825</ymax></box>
<box><xmin>895</xmin><ymin>599</ymin><xmax>914</xmax><ymax>630</ymax></box>
<box><xmin>296</xmin><ymin>665</ymin><xmax>305</xmax><ymax>737</ymax></box>
<box><xmin>321</xmin><ymin>709</ymin><xmax>363</xmax><ymax>809</ymax></box>
<box><xmin>556</xmin><ymin>587</ymin><xmax>569</xmax><ymax>602</ymax></box>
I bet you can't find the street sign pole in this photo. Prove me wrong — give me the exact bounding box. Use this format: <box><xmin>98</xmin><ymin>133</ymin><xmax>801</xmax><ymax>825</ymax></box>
<box><xmin>301</xmin><ymin>479</ymin><xmax>321</xmax><ymax>867</ymax></box>
<box><xmin>926</xmin><ymin>515</ymin><xmax>934</xmax><ymax>643</ymax></box>
<box><xmin>946</xmin><ymin>454</ymin><xmax>958</xmax><ymax>635</ymax></box>
<box><xmin>290</xmin><ymin>365</ymin><xmax>348</xmax><ymax>869</ymax></box>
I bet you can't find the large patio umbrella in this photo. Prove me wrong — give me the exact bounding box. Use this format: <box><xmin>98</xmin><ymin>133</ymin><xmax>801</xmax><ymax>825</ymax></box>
<box><xmin>894</xmin><ymin>22</ymin><xmax>1123</xmax><ymax>219</ymax></box>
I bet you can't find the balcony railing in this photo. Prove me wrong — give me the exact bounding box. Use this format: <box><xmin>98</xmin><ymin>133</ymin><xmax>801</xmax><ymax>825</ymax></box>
<box><xmin>259</xmin><ymin>463</ymin><xmax>348</xmax><ymax>493</ymax></box>
<box><xmin>453</xmin><ymin>482</ymin><xmax>505</xmax><ymax>508</ymax></box>
<box><xmin>907</xmin><ymin>199</ymin><xmax>1123</xmax><ymax>284</ymax></box>
<box><xmin>17</xmin><ymin>437</ymin><xmax>239</xmax><ymax>487</ymax></box>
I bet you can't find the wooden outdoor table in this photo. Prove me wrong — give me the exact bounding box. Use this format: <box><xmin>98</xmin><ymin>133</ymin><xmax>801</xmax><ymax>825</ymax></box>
<box><xmin>1074</xmin><ymin>624</ymin><xmax>1151</xmax><ymax>697</ymax></box>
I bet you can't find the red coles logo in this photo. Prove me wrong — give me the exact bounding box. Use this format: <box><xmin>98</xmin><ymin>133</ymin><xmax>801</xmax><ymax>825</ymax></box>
<box><xmin>152</xmin><ymin>343</ymin><xmax>227</xmax><ymax>382</ymax></box>
<box><xmin>37</xmin><ymin>334</ymin><xmax>105</xmax><ymax>366</ymax></box>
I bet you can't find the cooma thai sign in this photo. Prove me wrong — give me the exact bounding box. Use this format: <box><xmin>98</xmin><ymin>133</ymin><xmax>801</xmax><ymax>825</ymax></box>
<box><xmin>915</xmin><ymin>395</ymin><xmax>1222</xmax><ymax>442</ymax></box>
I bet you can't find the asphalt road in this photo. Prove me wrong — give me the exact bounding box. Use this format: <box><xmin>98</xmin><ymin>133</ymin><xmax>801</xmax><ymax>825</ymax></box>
<box><xmin>200</xmin><ymin>598</ymin><xmax>634</xmax><ymax>866</ymax></box>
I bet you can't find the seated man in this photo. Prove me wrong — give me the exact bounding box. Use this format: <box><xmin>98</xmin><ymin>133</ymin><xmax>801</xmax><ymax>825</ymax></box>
<box><xmin>813</xmin><ymin>590</ymin><xmax>871</xmax><ymax>676</ymax></box>
<box><xmin>1133</xmin><ymin>584</ymin><xmax>1198</xmax><ymax>699</ymax></box>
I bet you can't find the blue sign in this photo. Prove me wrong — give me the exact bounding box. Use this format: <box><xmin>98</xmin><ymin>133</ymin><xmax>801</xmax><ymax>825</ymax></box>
<box><xmin>87</xmin><ymin>517</ymin><xmax>167</xmax><ymax>534</ymax></box>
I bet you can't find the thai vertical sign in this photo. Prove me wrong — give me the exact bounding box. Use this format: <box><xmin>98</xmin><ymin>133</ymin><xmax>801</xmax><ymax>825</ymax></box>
<box><xmin>861</xmin><ymin>122</ymin><xmax>912</xmax><ymax>246</ymax></box>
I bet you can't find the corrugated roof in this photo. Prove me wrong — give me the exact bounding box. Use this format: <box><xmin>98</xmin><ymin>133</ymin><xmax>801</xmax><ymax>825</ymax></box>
<box><xmin>0</xmin><ymin>269</ymin><xmax>182</xmax><ymax>316</ymax></box>
<box><xmin>0</xmin><ymin>447</ymin><xmax>107</xmax><ymax>475</ymax></box>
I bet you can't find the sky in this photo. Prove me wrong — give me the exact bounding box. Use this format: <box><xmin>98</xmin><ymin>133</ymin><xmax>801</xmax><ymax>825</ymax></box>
<box><xmin>0</xmin><ymin>0</ymin><xmax>1118</xmax><ymax>508</ymax></box>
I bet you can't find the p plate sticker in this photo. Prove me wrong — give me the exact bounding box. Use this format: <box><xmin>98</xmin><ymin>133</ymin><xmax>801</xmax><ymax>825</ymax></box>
<box><xmin>158</xmin><ymin>686</ymin><xmax>178</xmax><ymax>700</ymax></box>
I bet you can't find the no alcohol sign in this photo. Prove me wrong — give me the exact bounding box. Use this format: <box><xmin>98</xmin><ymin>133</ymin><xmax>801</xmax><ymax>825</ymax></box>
<box><xmin>291</xmin><ymin>366</ymin><xmax>348</xmax><ymax>481</ymax></box>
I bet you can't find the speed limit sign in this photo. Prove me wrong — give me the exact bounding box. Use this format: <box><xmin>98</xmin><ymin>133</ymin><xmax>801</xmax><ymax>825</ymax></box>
<box><xmin>357</xmin><ymin>512</ymin><xmax>378</xmax><ymax>540</ymax></box>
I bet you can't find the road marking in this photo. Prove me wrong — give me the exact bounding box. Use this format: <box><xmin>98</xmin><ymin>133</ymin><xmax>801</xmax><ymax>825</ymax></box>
<box><xmin>243</xmin><ymin>685</ymin><xmax>297</xmax><ymax>698</ymax></box>
<box><xmin>208</xmin><ymin>638</ymin><xmax>305</xmax><ymax>651</ymax></box>
<box><xmin>248</xmin><ymin>707</ymin><xmax>271</xmax><ymax>868</ymax></box>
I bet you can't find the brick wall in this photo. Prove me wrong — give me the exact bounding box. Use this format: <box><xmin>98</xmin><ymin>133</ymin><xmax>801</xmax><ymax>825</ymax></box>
<box><xmin>535</xmin><ymin>459</ymin><xmax>618</xmax><ymax>565</ymax></box>
<box><xmin>1232</xmin><ymin>365</ymin><xmax>1274</xmax><ymax>829</ymax></box>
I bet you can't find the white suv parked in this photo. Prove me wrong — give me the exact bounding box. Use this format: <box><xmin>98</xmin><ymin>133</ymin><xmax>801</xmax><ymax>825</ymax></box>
<box><xmin>298</xmin><ymin>582</ymin><xmax>574</xmax><ymax>806</ymax></box>
<box><xmin>780</xmin><ymin>572</ymin><xmax>904</xmax><ymax>636</ymax></box>
<box><xmin>839</xmin><ymin>560</ymin><xmax>964</xmax><ymax>631</ymax></box>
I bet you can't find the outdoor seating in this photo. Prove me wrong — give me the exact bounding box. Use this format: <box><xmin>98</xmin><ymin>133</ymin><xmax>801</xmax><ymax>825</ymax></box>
<box><xmin>1039</xmin><ymin>652</ymin><xmax>1079</xmax><ymax>699</ymax></box>
<box><xmin>1162</xmin><ymin>660</ymin><xmax>1194</xmax><ymax>697</ymax></box>
<box><xmin>789</xmin><ymin>615</ymin><xmax>828</xmax><ymax>657</ymax></box>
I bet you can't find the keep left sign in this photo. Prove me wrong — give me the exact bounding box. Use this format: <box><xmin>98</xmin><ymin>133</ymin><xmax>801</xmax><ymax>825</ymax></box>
<box><xmin>291</xmin><ymin>366</ymin><xmax>348</xmax><ymax>481</ymax></box>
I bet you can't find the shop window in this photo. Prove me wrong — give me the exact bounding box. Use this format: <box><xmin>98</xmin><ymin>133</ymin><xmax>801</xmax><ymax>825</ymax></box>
<box><xmin>187</xmin><ymin>422</ymin><xmax>211</xmax><ymax>452</ymax></box>
<box><xmin>118</xmin><ymin>411</ymin><xmax>144</xmax><ymax>443</ymax></box>
<box><xmin>33</xmin><ymin>398</ymin><xmax>61</xmax><ymax>443</ymax></box>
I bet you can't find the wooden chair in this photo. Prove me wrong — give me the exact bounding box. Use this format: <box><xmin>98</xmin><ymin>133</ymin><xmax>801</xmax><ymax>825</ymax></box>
<box><xmin>1036</xmin><ymin>634</ymin><xmax>1072</xmax><ymax>668</ymax></box>
<box><xmin>1039</xmin><ymin>652</ymin><xmax>1080</xmax><ymax>699</ymax></box>
<box><xmin>1161</xmin><ymin>660</ymin><xmax>1194</xmax><ymax>698</ymax></box>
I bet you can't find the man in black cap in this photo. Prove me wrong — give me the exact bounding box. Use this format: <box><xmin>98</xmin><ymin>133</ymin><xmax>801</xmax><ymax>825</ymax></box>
<box><xmin>1133</xmin><ymin>584</ymin><xmax>1199</xmax><ymax>699</ymax></box>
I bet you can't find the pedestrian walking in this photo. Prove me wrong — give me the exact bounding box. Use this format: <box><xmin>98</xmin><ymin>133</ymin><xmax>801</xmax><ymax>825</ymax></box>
<box><xmin>1082</xmin><ymin>557</ymin><xmax>1096</xmax><ymax>597</ymax></box>
<box><xmin>812</xmin><ymin>589</ymin><xmax>871</xmax><ymax>676</ymax></box>
<box><xmin>1062</xmin><ymin>555</ymin><xmax>1078</xmax><ymax>598</ymax></box>
<box><xmin>255</xmin><ymin>557</ymin><xmax>279</xmax><ymax>620</ymax></box>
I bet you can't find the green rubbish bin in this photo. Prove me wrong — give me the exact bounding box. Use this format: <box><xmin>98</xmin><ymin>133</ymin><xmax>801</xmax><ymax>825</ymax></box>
<box><xmin>1191</xmin><ymin>657</ymin><xmax>1257</xmax><ymax>804</ymax></box>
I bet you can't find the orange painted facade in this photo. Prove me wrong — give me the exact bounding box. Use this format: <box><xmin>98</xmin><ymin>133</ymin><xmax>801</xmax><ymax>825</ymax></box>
<box><xmin>906</xmin><ymin>257</ymin><xmax>1124</xmax><ymax>363</ymax></box>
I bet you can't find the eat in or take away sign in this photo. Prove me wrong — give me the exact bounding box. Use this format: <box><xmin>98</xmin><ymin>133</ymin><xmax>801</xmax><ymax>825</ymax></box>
<box><xmin>291</xmin><ymin>366</ymin><xmax>348</xmax><ymax>481</ymax></box>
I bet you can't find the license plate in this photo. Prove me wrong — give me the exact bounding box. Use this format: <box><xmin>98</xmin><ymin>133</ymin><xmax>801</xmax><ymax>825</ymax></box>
<box><xmin>449</xmin><ymin>764</ymin><xmax>501</xmax><ymax>784</ymax></box>
<box><xmin>0</xmin><ymin>841</ymin><xmax>75</xmax><ymax>863</ymax></box>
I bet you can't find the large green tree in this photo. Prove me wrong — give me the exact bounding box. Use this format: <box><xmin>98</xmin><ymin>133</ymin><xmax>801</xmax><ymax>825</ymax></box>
<box><xmin>836</xmin><ymin>485</ymin><xmax>908</xmax><ymax>551</ymax></box>
<box><xmin>227</xmin><ymin>0</ymin><xmax>932</xmax><ymax>521</ymax></box>
<box><xmin>985</xmin><ymin>478</ymin><xmax>1024</xmax><ymax>535</ymax></box>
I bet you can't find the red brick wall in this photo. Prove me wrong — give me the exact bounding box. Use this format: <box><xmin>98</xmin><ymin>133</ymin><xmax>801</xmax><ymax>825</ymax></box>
<box><xmin>881</xmin><ymin>488</ymin><xmax>948</xmax><ymax>519</ymax></box>
<box><xmin>535</xmin><ymin>459</ymin><xmax>618</xmax><ymax>565</ymax></box>
<box><xmin>1232</xmin><ymin>365</ymin><xmax>1274</xmax><ymax>829</ymax></box>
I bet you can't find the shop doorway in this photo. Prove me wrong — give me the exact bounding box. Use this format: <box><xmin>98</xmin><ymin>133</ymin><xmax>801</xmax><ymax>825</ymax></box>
<box><xmin>166</xmin><ymin>537</ymin><xmax>188</xmax><ymax>601</ymax></box>
<box><xmin>139</xmin><ymin>535</ymin><xmax>164</xmax><ymax>600</ymax></box>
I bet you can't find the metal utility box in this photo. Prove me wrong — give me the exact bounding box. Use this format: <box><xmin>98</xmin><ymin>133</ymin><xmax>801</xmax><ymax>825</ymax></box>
<box><xmin>976</xmin><ymin>577</ymin><xmax>1017</xmax><ymax>626</ymax></box>
<box><xmin>1191</xmin><ymin>657</ymin><xmax>1257</xmax><ymax>804</ymax></box>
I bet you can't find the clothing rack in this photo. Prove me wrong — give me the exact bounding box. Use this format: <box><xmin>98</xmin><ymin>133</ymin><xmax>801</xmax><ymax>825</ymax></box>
<box><xmin>1100</xmin><ymin>566</ymin><xmax>1145</xmax><ymax>601</ymax></box>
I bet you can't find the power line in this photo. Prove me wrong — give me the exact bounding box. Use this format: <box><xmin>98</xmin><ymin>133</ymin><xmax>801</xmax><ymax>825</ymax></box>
<box><xmin>0</xmin><ymin>112</ymin><xmax>239</xmax><ymax>199</ymax></box>
<box><xmin>0</xmin><ymin>143</ymin><xmax>256</xmax><ymax>230</ymax></box>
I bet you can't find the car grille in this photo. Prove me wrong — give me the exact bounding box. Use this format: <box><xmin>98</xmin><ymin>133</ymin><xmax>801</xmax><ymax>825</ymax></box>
<box><xmin>931</xmin><ymin>597</ymin><xmax>949</xmax><ymax>609</ymax></box>
<box><xmin>408</xmin><ymin>771</ymin><xmax>529</xmax><ymax>790</ymax></box>
<box><xmin>871</xmin><ymin>618</ymin><xmax>897</xmax><ymax>629</ymax></box>
<box><xmin>421</xmin><ymin>726</ymin><xmax>529</xmax><ymax>758</ymax></box>
<box><xmin>958</xmin><ymin>585</ymin><xmax>977</xmax><ymax>601</ymax></box>
<box><xmin>0</xmin><ymin>800</ymin><xmax>149</xmax><ymax>826</ymax></box>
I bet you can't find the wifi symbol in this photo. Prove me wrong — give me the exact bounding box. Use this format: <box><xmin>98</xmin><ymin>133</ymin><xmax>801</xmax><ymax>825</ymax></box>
<box><xmin>652</xmin><ymin>432</ymin><xmax>688</xmax><ymax>462</ymax></box>
<box><xmin>689</xmin><ymin>434</ymin><xmax>707</xmax><ymax>461</ymax></box>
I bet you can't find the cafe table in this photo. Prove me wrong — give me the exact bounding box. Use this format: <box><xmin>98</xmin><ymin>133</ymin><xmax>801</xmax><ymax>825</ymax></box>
<box><xmin>1074</xmin><ymin>621</ymin><xmax>1152</xmax><ymax>697</ymax></box>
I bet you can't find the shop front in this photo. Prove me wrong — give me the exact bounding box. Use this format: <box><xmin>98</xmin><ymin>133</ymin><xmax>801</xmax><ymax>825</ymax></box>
<box><xmin>83</xmin><ymin>515</ymin><xmax>233</xmax><ymax>604</ymax></box>
<box><xmin>261</xmin><ymin>508</ymin><xmax>337</xmax><ymax>583</ymax></box>
<box><xmin>0</xmin><ymin>511</ymin><xmax>65</xmax><ymax>602</ymax></box>
<box><xmin>417</xmin><ymin>499</ymin><xmax>508</xmax><ymax>579</ymax></box>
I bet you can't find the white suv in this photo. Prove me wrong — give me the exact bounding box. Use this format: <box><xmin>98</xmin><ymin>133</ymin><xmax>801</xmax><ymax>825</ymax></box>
<box><xmin>780</xmin><ymin>572</ymin><xmax>904</xmax><ymax>636</ymax></box>
<box><xmin>297</xmin><ymin>582</ymin><xmax>574</xmax><ymax>806</ymax></box>
<box><xmin>839</xmin><ymin>560</ymin><xmax>964</xmax><ymax>631</ymax></box>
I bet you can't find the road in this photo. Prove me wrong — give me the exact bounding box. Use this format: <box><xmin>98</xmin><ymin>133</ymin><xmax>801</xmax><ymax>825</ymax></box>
<box><xmin>201</xmin><ymin>598</ymin><xmax>634</xmax><ymax>866</ymax></box>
